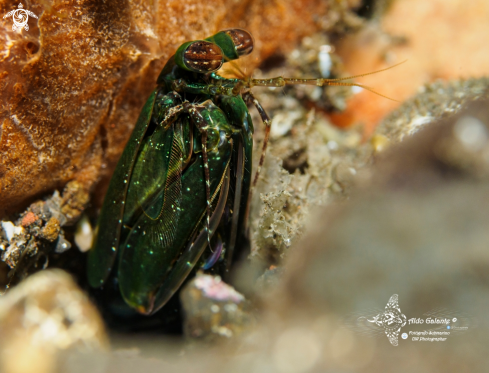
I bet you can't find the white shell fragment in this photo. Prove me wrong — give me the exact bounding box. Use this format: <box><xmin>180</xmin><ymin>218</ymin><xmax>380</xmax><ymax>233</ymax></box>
<box><xmin>1</xmin><ymin>221</ymin><xmax>24</xmax><ymax>242</ymax></box>
<box><xmin>74</xmin><ymin>215</ymin><xmax>94</xmax><ymax>252</ymax></box>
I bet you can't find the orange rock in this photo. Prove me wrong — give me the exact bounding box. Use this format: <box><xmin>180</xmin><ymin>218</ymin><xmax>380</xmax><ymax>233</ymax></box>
<box><xmin>20</xmin><ymin>212</ymin><xmax>38</xmax><ymax>227</ymax></box>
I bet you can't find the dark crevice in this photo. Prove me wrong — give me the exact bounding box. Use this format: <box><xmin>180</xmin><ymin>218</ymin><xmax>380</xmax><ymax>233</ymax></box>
<box><xmin>283</xmin><ymin>148</ymin><xmax>309</xmax><ymax>175</ymax></box>
<box><xmin>355</xmin><ymin>0</ymin><xmax>376</xmax><ymax>19</ymax></box>
<box><xmin>257</xmin><ymin>53</ymin><xmax>286</xmax><ymax>73</ymax></box>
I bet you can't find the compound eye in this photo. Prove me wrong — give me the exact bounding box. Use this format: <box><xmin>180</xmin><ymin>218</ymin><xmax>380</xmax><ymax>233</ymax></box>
<box><xmin>223</xmin><ymin>28</ymin><xmax>254</xmax><ymax>56</ymax></box>
<box><xmin>183</xmin><ymin>41</ymin><xmax>224</xmax><ymax>73</ymax></box>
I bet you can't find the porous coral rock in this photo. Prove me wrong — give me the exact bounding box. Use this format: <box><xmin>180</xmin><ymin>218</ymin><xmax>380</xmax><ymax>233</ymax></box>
<box><xmin>376</xmin><ymin>77</ymin><xmax>489</xmax><ymax>142</ymax></box>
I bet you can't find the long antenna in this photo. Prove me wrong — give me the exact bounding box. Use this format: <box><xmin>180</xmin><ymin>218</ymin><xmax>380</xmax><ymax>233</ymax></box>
<box><xmin>247</xmin><ymin>60</ymin><xmax>407</xmax><ymax>101</ymax></box>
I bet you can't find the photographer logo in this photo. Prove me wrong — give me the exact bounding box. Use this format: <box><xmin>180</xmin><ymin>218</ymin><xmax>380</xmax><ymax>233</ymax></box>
<box><xmin>3</xmin><ymin>3</ymin><xmax>38</xmax><ymax>32</ymax></box>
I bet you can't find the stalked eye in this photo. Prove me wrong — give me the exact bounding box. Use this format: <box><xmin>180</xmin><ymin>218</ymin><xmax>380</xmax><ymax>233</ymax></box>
<box><xmin>182</xmin><ymin>41</ymin><xmax>224</xmax><ymax>73</ymax></box>
<box><xmin>222</xmin><ymin>28</ymin><xmax>254</xmax><ymax>56</ymax></box>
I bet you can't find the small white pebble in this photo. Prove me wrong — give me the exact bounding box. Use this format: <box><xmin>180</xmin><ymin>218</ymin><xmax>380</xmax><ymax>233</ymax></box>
<box><xmin>454</xmin><ymin>116</ymin><xmax>488</xmax><ymax>151</ymax></box>
<box><xmin>351</xmin><ymin>86</ymin><xmax>363</xmax><ymax>95</ymax></box>
<box><xmin>318</xmin><ymin>45</ymin><xmax>332</xmax><ymax>78</ymax></box>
